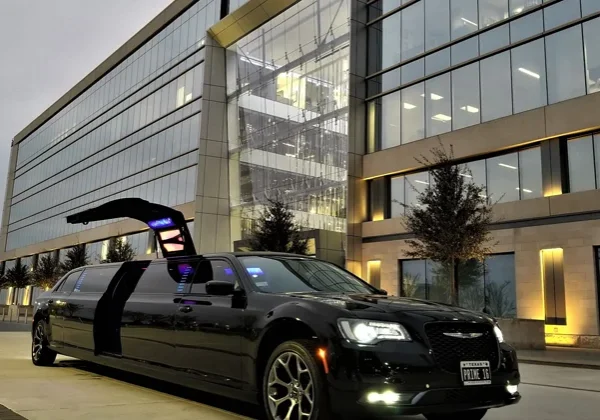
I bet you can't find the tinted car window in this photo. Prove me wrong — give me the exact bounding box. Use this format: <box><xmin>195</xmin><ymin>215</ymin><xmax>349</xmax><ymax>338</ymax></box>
<box><xmin>191</xmin><ymin>260</ymin><xmax>239</xmax><ymax>293</ymax></box>
<box><xmin>134</xmin><ymin>260</ymin><xmax>201</xmax><ymax>294</ymax></box>
<box><xmin>74</xmin><ymin>266</ymin><xmax>120</xmax><ymax>293</ymax></box>
<box><xmin>238</xmin><ymin>256</ymin><xmax>376</xmax><ymax>294</ymax></box>
<box><xmin>57</xmin><ymin>271</ymin><xmax>83</xmax><ymax>292</ymax></box>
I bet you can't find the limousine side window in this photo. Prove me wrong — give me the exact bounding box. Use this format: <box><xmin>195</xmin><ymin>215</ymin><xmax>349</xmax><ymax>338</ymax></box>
<box><xmin>191</xmin><ymin>260</ymin><xmax>239</xmax><ymax>293</ymax></box>
<box><xmin>134</xmin><ymin>260</ymin><xmax>201</xmax><ymax>294</ymax></box>
<box><xmin>56</xmin><ymin>271</ymin><xmax>83</xmax><ymax>293</ymax></box>
<box><xmin>74</xmin><ymin>266</ymin><xmax>120</xmax><ymax>293</ymax></box>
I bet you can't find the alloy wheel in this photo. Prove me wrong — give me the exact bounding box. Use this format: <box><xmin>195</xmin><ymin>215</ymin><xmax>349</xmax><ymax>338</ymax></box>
<box><xmin>267</xmin><ymin>351</ymin><xmax>315</xmax><ymax>420</ymax></box>
<box><xmin>32</xmin><ymin>322</ymin><xmax>44</xmax><ymax>361</ymax></box>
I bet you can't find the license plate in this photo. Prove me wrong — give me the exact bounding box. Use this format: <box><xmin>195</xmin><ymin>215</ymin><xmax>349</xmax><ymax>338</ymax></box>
<box><xmin>460</xmin><ymin>361</ymin><xmax>491</xmax><ymax>386</ymax></box>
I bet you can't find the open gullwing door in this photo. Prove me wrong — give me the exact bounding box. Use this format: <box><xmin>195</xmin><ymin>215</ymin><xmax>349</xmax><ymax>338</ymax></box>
<box><xmin>66</xmin><ymin>198</ymin><xmax>196</xmax><ymax>258</ymax></box>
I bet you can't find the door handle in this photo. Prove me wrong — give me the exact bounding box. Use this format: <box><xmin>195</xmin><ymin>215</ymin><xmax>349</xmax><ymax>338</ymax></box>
<box><xmin>179</xmin><ymin>305</ymin><xmax>193</xmax><ymax>313</ymax></box>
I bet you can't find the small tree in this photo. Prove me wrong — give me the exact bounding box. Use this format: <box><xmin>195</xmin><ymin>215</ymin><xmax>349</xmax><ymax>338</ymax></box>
<box><xmin>32</xmin><ymin>254</ymin><xmax>61</xmax><ymax>290</ymax></box>
<box><xmin>248</xmin><ymin>199</ymin><xmax>308</xmax><ymax>255</ymax></box>
<box><xmin>102</xmin><ymin>237</ymin><xmax>136</xmax><ymax>263</ymax></box>
<box><xmin>402</xmin><ymin>145</ymin><xmax>496</xmax><ymax>306</ymax></box>
<box><xmin>59</xmin><ymin>244</ymin><xmax>90</xmax><ymax>274</ymax></box>
<box><xmin>3</xmin><ymin>260</ymin><xmax>31</xmax><ymax>289</ymax></box>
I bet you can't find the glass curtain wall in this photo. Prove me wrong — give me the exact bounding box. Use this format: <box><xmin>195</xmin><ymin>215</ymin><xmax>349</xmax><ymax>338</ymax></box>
<box><xmin>383</xmin><ymin>146</ymin><xmax>542</xmax><ymax>219</ymax></box>
<box><xmin>368</xmin><ymin>0</ymin><xmax>600</xmax><ymax>152</ymax></box>
<box><xmin>226</xmin><ymin>0</ymin><xmax>350</xmax><ymax>242</ymax></box>
<box><xmin>400</xmin><ymin>254</ymin><xmax>517</xmax><ymax>317</ymax></box>
<box><xmin>7</xmin><ymin>1</ymin><xmax>222</xmax><ymax>250</ymax></box>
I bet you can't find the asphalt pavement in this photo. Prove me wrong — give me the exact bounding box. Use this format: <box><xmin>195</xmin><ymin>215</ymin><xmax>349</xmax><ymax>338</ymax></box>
<box><xmin>0</xmin><ymin>331</ymin><xmax>599</xmax><ymax>419</ymax></box>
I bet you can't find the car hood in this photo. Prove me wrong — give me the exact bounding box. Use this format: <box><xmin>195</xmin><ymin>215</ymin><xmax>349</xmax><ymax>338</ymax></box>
<box><xmin>284</xmin><ymin>292</ymin><xmax>492</xmax><ymax>322</ymax></box>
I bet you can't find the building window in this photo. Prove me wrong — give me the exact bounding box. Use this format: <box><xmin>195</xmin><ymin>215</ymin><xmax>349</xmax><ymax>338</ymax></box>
<box><xmin>545</xmin><ymin>26</ymin><xmax>586</xmax><ymax>105</ymax></box>
<box><xmin>377</xmin><ymin>146</ymin><xmax>542</xmax><ymax>220</ymax></box>
<box><xmin>400</xmin><ymin>254</ymin><xmax>517</xmax><ymax>317</ymax></box>
<box><xmin>369</xmin><ymin>12</ymin><xmax>600</xmax><ymax>152</ymax></box>
<box><xmin>568</xmin><ymin>135</ymin><xmax>596</xmax><ymax>192</ymax></box>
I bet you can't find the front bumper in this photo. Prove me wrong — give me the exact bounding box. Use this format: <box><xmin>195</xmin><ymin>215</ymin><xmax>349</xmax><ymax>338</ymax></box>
<box><xmin>326</xmin><ymin>340</ymin><xmax>521</xmax><ymax>418</ymax></box>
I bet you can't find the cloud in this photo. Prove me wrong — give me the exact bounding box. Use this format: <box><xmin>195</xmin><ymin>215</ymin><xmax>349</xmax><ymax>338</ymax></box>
<box><xmin>0</xmin><ymin>0</ymin><xmax>173</xmax><ymax>250</ymax></box>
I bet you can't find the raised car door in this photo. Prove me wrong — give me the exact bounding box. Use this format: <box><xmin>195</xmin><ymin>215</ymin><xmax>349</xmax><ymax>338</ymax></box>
<box><xmin>175</xmin><ymin>258</ymin><xmax>246</xmax><ymax>388</ymax></box>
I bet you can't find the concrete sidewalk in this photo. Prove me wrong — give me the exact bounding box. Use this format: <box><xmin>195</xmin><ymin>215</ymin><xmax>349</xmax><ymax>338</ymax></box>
<box><xmin>0</xmin><ymin>322</ymin><xmax>30</xmax><ymax>332</ymax></box>
<box><xmin>519</xmin><ymin>346</ymin><xmax>600</xmax><ymax>369</ymax></box>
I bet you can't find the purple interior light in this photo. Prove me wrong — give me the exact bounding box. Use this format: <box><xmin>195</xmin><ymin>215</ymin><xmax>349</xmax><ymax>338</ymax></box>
<box><xmin>148</xmin><ymin>217</ymin><xmax>175</xmax><ymax>229</ymax></box>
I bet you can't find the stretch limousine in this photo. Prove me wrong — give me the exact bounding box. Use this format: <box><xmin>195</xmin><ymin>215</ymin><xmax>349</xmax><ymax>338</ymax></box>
<box><xmin>31</xmin><ymin>199</ymin><xmax>521</xmax><ymax>419</ymax></box>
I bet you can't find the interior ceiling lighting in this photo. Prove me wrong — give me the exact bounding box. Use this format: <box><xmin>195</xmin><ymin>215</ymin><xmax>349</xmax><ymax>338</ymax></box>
<box><xmin>421</xmin><ymin>93</ymin><xmax>444</xmax><ymax>100</ymax></box>
<box><xmin>403</xmin><ymin>102</ymin><xmax>416</xmax><ymax>109</ymax></box>
<box><xmin>516</xmin><ymin>187</ymin><xmax>533</xmax><ymax>193</ymax></box>
<box><xmin>498</xmin><ymin>163</ymin><xmax>517</xmax><ymax>169</ymax></box>
<box><xmin>414</xmin><ymin>180</ymin><xmax>429</xmax><ymax>185</ymax></box>
<box><xmin>518</xmin><ymin>67</ymin><xmax>540</xmax><ymax>79</ymax></box>
<box><xmin>431</xmin><ymin>114</ymin><xmax>452</xmax><ymax>122</ymax></box>
<box><xmin>459</xmin><ymin>173</ymin><xmax>472</xmax><ymax>178</ymax></box>
<box><xmin>461</xmin><ymin>17</ymin><xmax>479</xmax><ymax>27</ymax></box>
<box><xmin>460</xmin><ymin>105</ymin><xmax>479</xmax><ymax>113</ymax></box>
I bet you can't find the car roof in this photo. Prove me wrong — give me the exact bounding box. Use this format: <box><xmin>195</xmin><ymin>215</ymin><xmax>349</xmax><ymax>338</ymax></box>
<box><xmin>74</xmin><ymin>252</ymin><xmax>316</xmax><ymax>269</ymax></box>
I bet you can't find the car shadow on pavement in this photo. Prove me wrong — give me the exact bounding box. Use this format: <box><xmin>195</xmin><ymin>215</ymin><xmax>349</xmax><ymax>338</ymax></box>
<box><xmin>55</xmin><ymin>359</ymin><xmax>264</xmax><ymax>419</ymax></box>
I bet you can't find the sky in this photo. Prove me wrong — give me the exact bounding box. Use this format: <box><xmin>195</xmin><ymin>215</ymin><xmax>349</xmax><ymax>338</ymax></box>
<box><xmin>0</xmin><ymin>0</ymin><xmax>174</xmax><ymax>223</ymax></box>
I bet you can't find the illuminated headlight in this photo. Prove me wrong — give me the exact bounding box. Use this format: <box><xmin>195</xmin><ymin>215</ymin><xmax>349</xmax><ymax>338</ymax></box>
<box><xmin>493</xmin><ymin>325</ymin><xmax>505</xmax><ymax>343</ymax></box>
<box><xmin>337</xmin><ymin>319</ymin><xmax>411</xmax><ymax>345</ymax></box>
<box><xmin>506</xmin><ymin>385</ymin><xmax>518</xmax><ymax>395</ymax></box>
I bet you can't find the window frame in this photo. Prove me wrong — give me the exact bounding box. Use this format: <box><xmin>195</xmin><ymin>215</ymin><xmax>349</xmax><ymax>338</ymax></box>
<box><xmin>188</xmin><ymin>258</ymin><xmax>243</xmax><ymax>295</ymax></box>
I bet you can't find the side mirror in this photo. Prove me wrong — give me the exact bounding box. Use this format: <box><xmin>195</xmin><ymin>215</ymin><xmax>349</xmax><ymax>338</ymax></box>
<box><xmin>378</xmin><ymin>288</ymin><xmax>388</xmax><ymax>296</ymax></box>
<box><xmin>206</xmin><ymin>280</ymin><xmax>235</xmax><ymax>296</ymax></box>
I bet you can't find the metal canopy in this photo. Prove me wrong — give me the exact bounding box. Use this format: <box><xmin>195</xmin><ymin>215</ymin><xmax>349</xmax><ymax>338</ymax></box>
<box><xmin>66</xmin><ymin>198</ymin><xmax>196</xmax><ymax>258</ymax></box>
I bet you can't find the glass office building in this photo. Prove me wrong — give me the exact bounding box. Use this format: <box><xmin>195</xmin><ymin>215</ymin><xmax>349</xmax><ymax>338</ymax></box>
<box><xmin>363</xmin><ymin>0</ymin><xmax>600</xmax><ymax>348</ymax></box>
<box><xmin>4</xmin><ymin>0</ymin><xmax>600</xmax><ymax>347</ymax></box>
<box><xmin>226</xmin><ymin>0</ymin><xmax>350</xmax><ymax>242</ymax></box>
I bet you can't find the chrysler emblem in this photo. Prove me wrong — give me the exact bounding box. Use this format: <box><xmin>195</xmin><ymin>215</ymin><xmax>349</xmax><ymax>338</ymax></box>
<box><xmin>443</xmin><ymin>332</ymin><xmax>483</xmax><ymax>339</ymax></box>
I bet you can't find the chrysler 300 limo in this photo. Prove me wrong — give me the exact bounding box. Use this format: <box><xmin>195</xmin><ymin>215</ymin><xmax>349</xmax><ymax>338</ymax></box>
<box><xmin>31</xmin><ymin>199</ymin><xmax>521</xmax><ymax>419</ymax></box>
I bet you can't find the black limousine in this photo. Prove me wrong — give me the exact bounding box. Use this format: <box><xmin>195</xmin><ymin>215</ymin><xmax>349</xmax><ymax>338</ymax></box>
<box><xmin>31</xmin><ymin>199</ymin><xmax>520</xmax><ymax>419</ymax></box>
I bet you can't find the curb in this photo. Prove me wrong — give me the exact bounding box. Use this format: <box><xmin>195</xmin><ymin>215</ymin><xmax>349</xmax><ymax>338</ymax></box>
<box><xmin>520</xmin><ymin>359</ymin><xmax>600</xmax><ymax>370</ymax></box>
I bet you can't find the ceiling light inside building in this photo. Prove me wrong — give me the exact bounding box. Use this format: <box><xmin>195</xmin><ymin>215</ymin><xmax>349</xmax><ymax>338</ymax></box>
<box><xmin>403</xmin><ymin>102</ymin><xmax>416</xmax><ymax>109</ymax></box>
<box><xmin>514</xmin><ymin>7</ymin><xmax>524</xmax><ymax>14</ymax></box>
<box><xmin>431</xmin><ymin>114</ymin><xmax>452</xmax><ymax>122</ymax></box>
<box><xmin>499</xmin><ymin>163</ymin><xmax>517</xmax><ymax>169</ymax></box>
<box><xmin>421</xmin><ymin>93</ymin><xmax>444</xmax><ymax>100</ymax></box>
<box><xmin>460</xmin><ymin>173</ymin><xmax>472</xmax><ymax>178</ymax></box>
<box><xmin>415</xmin><ymin>180</ymin><xmax>430</xmax><ymax>185</ymax></box>
<box><xmin>460</xmin><ymin>105</ymin><xmax>479</xmax><ymax>113</ymax></box>
<box><xmin>518</xmin><ymin>67</ymin><xmax>540</xmax><ymax>79</ymax></box>
<box><xmin>515</xmin><ymin>187</ymin><xmax>533</xmax><ymax>193</ymax></box>
<box><xmin>461</xmin><ymin>17</ymin><xmax>478</xmax><ymax>27</ymax></box>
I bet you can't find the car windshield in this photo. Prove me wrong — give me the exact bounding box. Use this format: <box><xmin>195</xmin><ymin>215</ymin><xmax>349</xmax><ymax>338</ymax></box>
<box><xmin>238</xmin><ymin>256</ymin><xmax>377</xmax><ymax>294</ymax></box>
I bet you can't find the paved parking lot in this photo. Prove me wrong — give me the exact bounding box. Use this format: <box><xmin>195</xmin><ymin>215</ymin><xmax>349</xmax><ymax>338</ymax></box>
<box><xmin>0</xmin><ymin>331</ymin><xmax>257</xmax><ymax>420</ymax></box>
<box><xmin>1</xmin><ymin>328</ymin><xmax>600</xmax><ymax>419</ymax></box>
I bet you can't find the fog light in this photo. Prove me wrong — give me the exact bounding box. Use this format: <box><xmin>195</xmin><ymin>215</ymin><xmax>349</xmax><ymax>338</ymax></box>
<box><xmin>506</xmin><ymin>385</ymin><xmax>518</xmax><ymax>395</ymax></box>
<box><xmin>366</xmin><ymin>391</ymin><xmax>402</xmax><ymax>405</ymax></box>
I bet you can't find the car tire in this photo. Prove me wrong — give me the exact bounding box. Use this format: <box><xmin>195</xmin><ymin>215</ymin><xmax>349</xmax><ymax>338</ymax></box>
<box><xmin>32</xmin><ymin>320</ymin><xmax>57</xmax><ymax>366</ymax></box>
<box><xmin>424</xmin><ymin>409</ymin><xmax>488</xmax><ymax>420</ymax></box>
<box><xmin>262</xmin><ymin>339</ymin><xmax>335</xmax><ymax>420</ymax></box>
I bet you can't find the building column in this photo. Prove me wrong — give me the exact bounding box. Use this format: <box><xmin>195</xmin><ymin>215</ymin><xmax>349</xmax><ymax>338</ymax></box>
<box><xmin>193</xmin><ymin>34</ymin><xmax>231</xmax><ymax>253</ymax></box>
<box><xmin>346</xmin><ymin>0</ymin><xmax>369</xmax><ymax>277</ymax></box>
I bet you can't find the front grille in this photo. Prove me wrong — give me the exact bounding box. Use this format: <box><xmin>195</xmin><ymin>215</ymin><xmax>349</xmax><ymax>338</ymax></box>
<box><xmin>424</xmin><ymin>322</ymin><xmax>500</xmax><ymax>373</ymax></box>
<box><xmin>417</xmin><ymin>386</ymin><xmax>506</xmax><ymax>406</ymax></box>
